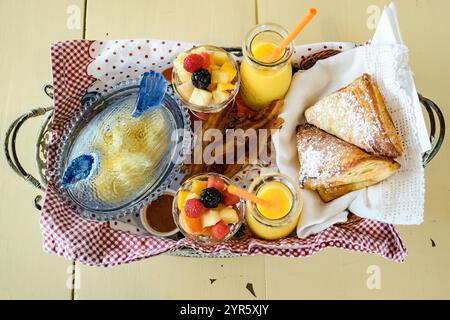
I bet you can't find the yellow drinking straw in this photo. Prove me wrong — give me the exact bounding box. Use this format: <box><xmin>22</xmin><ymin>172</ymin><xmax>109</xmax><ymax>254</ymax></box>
<box><xmin>268</xmin><ymin>8</ymin><xmax>318</xmax><ymax>62</ymax></box>
<box><xmin>227</xmin><ymin>185</ymin><xmax>273</xmax><ymax>208</ymax></box>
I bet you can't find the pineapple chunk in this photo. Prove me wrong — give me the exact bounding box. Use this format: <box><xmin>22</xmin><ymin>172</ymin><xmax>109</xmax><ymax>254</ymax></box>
<box><xmin>210</xmin><ymin>64</ymin><xmax>220</xmax><ymax>71</ymax></box>
<box><xmin>189</xmin><ymin>88</ymin><xmax>213</xmax><ymax>107</ymax></box>
<box><xmin>177</xmin><ymin>80</ymin><xmax>194</xmax><ymax>100</ymax></box>
<box><xmin>220</xmin><ymin>62</ymin><xmax>237</xmax><ymax>82</ymax></box>
<box><xmin>191</xmin><ymin>180</ymin><xmax>207</xmax><ymax>196</ymax></box>
<box><xmin>201</xmin><ymin>209</ymin><xmax>221</xmax><ymax>227</ymax></box>
<box><xmin>217</xmin><ymin>83</ymin><xmax>235</xmax><ymax>91</ymax></box>
<box><xmin>191</xmin><ymin>47</ymin><xmax>204</xmax><ymax>54</ymax></box>
<box><xmin>177</xmin><ymin>68</ymin><xmax>192</xmax><ymax>83</ymax></box>
<box><xmin>212</xmin><ymin>90</ymin><xmax>230</xmax><ymax>105</ymax></box>
<box><xmin>208</xmin><ymin>51</ymin><xmax>216</xmax><ymax>65</ymax></box>
<box><xmin>211</xmin><ymin>70</ymin><xmax>229</xmax><ymax>84</ymax></box>
<box><xmin>219</xmin><ymin>206</ymin><xmax>240</xmax><ymax>225</ymax></box>
<box><xmin>174</xmin><ymin>53</ymin><xmax>187</xmax><ymax>70</ymax></box>
<box><xmin>213</xmin><ymin>51</ymin><xmax>229</xmax><ymax>66</ymax></box>
<box><xmin>177</xmin><ymin>191</ymin><xmax>190</xmax><ymax>211</ymax></box>
<box><xmin>185</xmin><ymin>192</ymin><xmax>200</xmax><ymax>202</ymax></box>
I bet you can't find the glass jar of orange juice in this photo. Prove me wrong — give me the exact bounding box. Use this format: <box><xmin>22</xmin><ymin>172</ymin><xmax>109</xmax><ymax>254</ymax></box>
<box><xmin>245</xmin><ymin>173</ymin><xmax>302</xmax><ymax>241</ymax></box>
<box><xmin>240</xmin><ymin>24</ymin><xmax>294</xmax><ymax>111</ymax></box>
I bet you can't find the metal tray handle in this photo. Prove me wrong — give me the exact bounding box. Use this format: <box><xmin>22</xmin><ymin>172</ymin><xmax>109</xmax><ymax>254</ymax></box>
<box><xmin>2</xmin><ymin>86</ymin><xmax>446</xmax><ymax>202</ymax></box>
<box><xmin>4</xmin><ymin>106</ymin><xmax>52</xmax><ymax>191</ymax></box>
<box><xmin>3</xmin><ymin>86</ymin><xmax>54</xmax><ymax>209</ymax></box>
<box><xmin>420</xmin><ymin>94</ymin><xmax>445</xmax><ymax>167</ymax></box>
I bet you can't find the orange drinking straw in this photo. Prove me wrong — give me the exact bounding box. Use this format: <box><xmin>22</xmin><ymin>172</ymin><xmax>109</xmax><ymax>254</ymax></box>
<box><xmin>269</xmin><ymin>8</ymin><xmax>318</xmax><ymax>61</ymax></box>
<box><xmin>228</xmin><ymin>185</ymin><xmax>273</xmax><ymax>208</ymax></box>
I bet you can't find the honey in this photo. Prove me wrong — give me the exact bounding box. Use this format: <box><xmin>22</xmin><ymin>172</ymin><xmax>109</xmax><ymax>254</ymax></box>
<box><xmin>144</xmin><ymin>194</ymin><xmax>177</xmax><ymax>233</ymax></box>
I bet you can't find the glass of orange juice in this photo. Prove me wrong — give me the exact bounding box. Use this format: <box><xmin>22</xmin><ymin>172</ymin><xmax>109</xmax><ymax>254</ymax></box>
<box><xmin>245</xmin><ymin>173</ymin><xmax>302</xmax><ymax>241</ymax></box>
<box><xmin>240</xmin><ymin>24</ymin><xmax>295</xmax><ymax>111</ymax></box>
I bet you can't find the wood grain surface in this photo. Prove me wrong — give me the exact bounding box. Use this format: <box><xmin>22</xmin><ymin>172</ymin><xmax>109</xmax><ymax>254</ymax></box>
<box><xmin>1</xmin><ymin>0</ymin><xmax>449</xmax><ymax>299</ymax></box>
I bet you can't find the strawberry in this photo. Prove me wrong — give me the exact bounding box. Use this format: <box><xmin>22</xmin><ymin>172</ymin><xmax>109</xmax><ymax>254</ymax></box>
<box><xmin>200</xmin><ymin>52</ymin><xmax>211</xmax><ymax>68</ymax></box>
<box><xmin>211</xmin><ymin>220</ymin><xmax>230</xmax><ymax>240</ymax></box>
<box><xmin>183</xmin><ymin>53</ymin><xmax>204</xmax><ymax>73</ymax></box>
<box><xmin>222</xmin><ymin>190</ymin><xmax>240</xmax><ymax>206</ymax></box>
<box><xmin>207</xmin><ymin>176</ymin><xmax>225</xmax><ymax>191</ymax></box>
<box><xmin>184</xmin><ymin>199</ymin><xmax>206</xmax><ymax>218</ymax></box>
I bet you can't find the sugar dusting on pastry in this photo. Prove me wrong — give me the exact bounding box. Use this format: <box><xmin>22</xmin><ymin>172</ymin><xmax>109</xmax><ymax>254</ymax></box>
<box><xmin>297</xmin><ymin>123</ymin><xmax>401</xmax><ymax>202</ymax></box>
<box><xmin>299</xmin><ymin>147</ymin><xmax>341</xmax><ymax>184</ymax></box>
<box><xmin>305</xmin><ymin>74</ymin><xmax>402</xmax><ymax>158</ymax></box>
<box><xmin>297</xmin><ymin>124</ymin><xmax>344</xmax><ymax>186</ymax></box>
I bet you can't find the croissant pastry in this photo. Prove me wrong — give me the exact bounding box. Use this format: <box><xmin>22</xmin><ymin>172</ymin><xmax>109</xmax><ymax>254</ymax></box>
<box><xmin>297</xmin><ymin>124</ymin><xmax>400</xmax><ymax>202</ymax></box>
<box><xmin>305</xmin><ymin>74</ymin><xmax>404</xmax><ymax>158</ymax></box>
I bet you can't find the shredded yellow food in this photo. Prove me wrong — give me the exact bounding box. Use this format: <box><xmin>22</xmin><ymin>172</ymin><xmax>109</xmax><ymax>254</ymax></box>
<box><xmin>92</xmin><ymin>109</ymin><xmax>169</xmax><ymax>203</ymax></box>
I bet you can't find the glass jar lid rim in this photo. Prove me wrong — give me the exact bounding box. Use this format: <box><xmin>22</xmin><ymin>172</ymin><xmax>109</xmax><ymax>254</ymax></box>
<box><xmin>247</xmin><ymin>173</ymin><xmax>302</xmax><ymax>226</ymax></box>
<box><xmin>243</xmin><ymin>23</ymin><xmax>295</xmax><ymax>67</ymax></box>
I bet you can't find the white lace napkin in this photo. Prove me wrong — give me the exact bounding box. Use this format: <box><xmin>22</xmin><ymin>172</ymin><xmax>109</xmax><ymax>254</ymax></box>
<box><xmin>274</xmin><ymin>3</ymin><xmax>428</xmax><ymax>238</ymax></box>
<box><xmin>373</xmin><ymin>2</ymin><xmax>431</xmax><ymax>154</ymax></box>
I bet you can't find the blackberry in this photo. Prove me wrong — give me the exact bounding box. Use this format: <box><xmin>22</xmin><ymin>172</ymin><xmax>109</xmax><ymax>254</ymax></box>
<box><xmin>191</xmin><ymin>68</ymin><xmax>211</xmax><ymax>89</ymax></box>
<box><xmin>200</xmin><ymin>188</ymin><xmax>223</xmax><ymax>208</ymax></box>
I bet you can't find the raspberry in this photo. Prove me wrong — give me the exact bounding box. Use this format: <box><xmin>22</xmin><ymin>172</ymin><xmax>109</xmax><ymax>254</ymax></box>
<box><xmin>200</xmin><ymin>52</ymin><xmax>211</xmax><ymax>68</ymax></box>
<box><xmin>222</xmin><ymin>190</ymin><xmax>240</xmax><ymax>206</ymax></box>
<box><xmin>211</xmin><ymin>220</ymin><xmax>230</xmax><ymax>240</ymax></box>
<box><xmin>192</xmin><ymin>69</ymin><xmax>211</xmax><ymax>89</ymax></box>
<box><xmin>183</xmin><ymin>54</ymin><xmax>204</xmax><ymax>73</ymax></box>
<box><xmin>184</xmin><ymin>199</ymin><xmax>206</xmax><ymax>218</ymax></box>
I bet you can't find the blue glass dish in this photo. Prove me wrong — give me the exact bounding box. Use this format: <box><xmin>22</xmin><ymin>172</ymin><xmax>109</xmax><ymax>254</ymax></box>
<box><xmin>54</xmin><ymin>80</ymin><xmax>191</xmax><ymax>221</ymax></box>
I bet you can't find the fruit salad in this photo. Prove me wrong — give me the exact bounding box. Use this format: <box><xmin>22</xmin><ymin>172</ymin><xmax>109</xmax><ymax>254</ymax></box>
<box><xmin>173</xmin><ymin>174</ymin><xmax>243</xmax><ymax>243</ymax></box>
<box><xmin>172</xmin><ymin>45</ymin><xmax>240</xmax><ymax>113</ymax></box>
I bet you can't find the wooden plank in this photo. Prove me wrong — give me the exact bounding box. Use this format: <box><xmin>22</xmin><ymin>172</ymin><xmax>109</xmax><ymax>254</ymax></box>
<box><xmin>265</xmin><ymin>241</ymin><xmax>450</xmax><ymax>299</ymax></box>
<box><xmin>259</xmin><ymin>0</ymin><xmax>450</xmax><ymax>299</ymax></box>
<box><xmin>0</xmin><ymin>0</ymin><xmax>85</xmax><ymax>299</ymax></box>
<box><xmin>75</xmin><ymin>256</ymin><xmax>266</xmax><ymax>300</ymax></box>
<box><xmin>76</xmin><ymin>0</ymin><xmax>264</xmax><ymax>300</ymax></box>
<box><xmin>258</xmin><ymin>0</ymin><xmax>390</xmax><ymax>44</ymax></box>
<box><xmin>85</xmin><ymin>0</ymin><xmax>256</xmax><ymax>46</ymax></box>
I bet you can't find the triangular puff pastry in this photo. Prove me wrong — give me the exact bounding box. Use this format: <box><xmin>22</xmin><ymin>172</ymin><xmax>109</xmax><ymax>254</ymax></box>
<box><xmin>305</xmin><ymin>74</ymin><xmax>404</xmax><ymax>158</ymax></box>
<box><xmin>297</xmin><ymin>124</ymin><xmax>400</xmax><ymax>202</ymax></box>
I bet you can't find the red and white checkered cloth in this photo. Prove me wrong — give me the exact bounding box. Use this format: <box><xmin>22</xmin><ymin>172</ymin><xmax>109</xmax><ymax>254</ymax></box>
<box><xmin>41</xmin><ymin>40</ymin><xmax>407</xmax><ymax>266</ymax></box>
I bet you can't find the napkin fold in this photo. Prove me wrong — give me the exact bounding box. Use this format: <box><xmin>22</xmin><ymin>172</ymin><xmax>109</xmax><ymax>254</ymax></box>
<box><xmin>274</xmin><ymin>2</ymin><xmax>428</xmax><ymax>238</ymax></box>
<box><xmin>373</xmin><ymin>3</ymin><xmax>430</xmax><ymax>154</ymax></box>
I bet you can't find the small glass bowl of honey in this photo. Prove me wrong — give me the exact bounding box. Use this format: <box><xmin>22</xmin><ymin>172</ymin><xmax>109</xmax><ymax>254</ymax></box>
<box><xmin>140</xmin><ymin>189</ymin><xmax>179</xmax><ymax>237</ymax></box>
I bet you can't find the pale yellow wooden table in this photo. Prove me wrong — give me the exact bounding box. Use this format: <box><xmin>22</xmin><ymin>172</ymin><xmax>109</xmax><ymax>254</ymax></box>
<box><xmin>1</xmin><ymin>0</ymin><xmax>449</xmax><ymax>300</ymax></box>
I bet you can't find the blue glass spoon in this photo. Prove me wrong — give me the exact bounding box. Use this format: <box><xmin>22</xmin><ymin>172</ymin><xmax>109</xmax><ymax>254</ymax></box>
<box><xmin>62</xmin><ymin>153</ymin><xmax>98</xmax><ymax>188</ymax></box>
<box><xmin>132</xmin><ymin>71</ymin><xmax>168</xmax><ymax>118</ymax></box>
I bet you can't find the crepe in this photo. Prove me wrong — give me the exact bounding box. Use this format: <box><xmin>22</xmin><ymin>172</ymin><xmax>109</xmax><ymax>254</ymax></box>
<box><xmin>305</xmin><ymin>74</ymin><xmax>404</xmax><ymax>158</ymax></box>
<box><xmin>297</xmin><ymin>124</ymin><xmax>400</xmax><ymax>202</ymax></box>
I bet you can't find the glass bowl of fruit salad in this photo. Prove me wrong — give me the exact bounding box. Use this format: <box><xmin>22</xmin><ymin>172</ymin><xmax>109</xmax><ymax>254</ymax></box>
<box><xmin>172</xmin><ymin>45</ymin><xmax>240</xmax><ymax>114</ymax></box>
<box><xmin>173</xmin><ymin>173</ymin><xmax>244</xmax><ymax>245</ymax></box>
